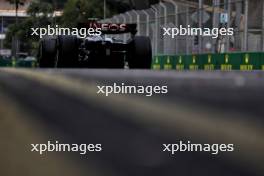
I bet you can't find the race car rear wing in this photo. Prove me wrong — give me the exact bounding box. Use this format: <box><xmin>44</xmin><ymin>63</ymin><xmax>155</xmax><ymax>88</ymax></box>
<box><xmin>78</xmin><ymin>22</ymin><xmax>137</xmax><ymax>35</ymax></box>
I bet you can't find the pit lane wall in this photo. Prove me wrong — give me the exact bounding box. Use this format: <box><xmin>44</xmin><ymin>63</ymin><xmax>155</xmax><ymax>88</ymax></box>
<box><xmin>152</xmin><ymin>52</ymin><xmax>264</xmax><ymax>70</ymax></box>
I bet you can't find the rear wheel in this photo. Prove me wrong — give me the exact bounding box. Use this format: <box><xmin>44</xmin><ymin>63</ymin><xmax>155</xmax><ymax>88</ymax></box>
<box><xmin>128</xmin><ymin>36</ymin><xmax>152</xmax><ymax>69</ymax></box>
<box><xmin>57</xmin><ymin>35</ymin><xmax>79</xmax><ymax>68</ymax></box>
<box><xmin>38</xmin><ymin>37</ymin><xmax>57</xmax><ymax>68</ymax></box>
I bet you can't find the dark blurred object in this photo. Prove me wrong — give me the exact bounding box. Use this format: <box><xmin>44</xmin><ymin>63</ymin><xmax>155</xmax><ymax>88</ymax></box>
<box><xmin>129</xmin><ymin>0</ymin><xmax>159</xmax><ymax>9</ymax></box>
<box><xmin>107</xmin><ymin>0</ymin><xmax>159</xmax><ymax>10</ymax></box>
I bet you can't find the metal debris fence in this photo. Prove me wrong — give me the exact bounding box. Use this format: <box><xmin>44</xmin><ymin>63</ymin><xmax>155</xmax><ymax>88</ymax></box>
<box><xmin>103</xmin><ymin>0</ymin><xmax>264</xmax><ymax>56</ymax></box>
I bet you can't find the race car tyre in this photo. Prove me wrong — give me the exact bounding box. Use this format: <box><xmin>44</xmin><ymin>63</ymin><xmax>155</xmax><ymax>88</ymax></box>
<box><xmin>128</xmin><ymin>36</ymin><xmax>152</xmax><ymax>69</ymax></box>
<box><xmin>38</xmin><ymin>37</ymin><xmax>57</xmax><ymax>68</ymax></box>
<box><xmin>57</xmin><ymin>35</ymin><xmax>79</xmax><ymax>68</ymax></box>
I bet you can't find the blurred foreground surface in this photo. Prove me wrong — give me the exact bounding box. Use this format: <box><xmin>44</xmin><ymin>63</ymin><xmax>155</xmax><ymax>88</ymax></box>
<box><xmin>0</xmin><ymin>68</ymin><xmax>263</xmax><ymax>176</ymax></box>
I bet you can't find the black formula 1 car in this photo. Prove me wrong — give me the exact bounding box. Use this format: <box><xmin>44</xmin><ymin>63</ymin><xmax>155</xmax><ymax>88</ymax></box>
<box><xmin>38</xmin><ymin>23</ymin><xmax>152</xmax><ymax>69</ymax></box>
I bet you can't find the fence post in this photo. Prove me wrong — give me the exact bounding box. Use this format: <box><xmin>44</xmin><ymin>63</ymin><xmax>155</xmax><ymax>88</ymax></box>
<box><xmin>151</xmin><ymin>6</ymin><xmax>159</xmax><ymax>55</ymax></box>
<box><xmin>226</xmin><ymin>0</ymin><xmax>231</xmax><ymax>52</ymax></box>
<box><xmin>198</xmin><ymin>0</ymin><xmax>204</xmax><ymax>54</ymax></box>
<box><xmin>160</xmin><ymin>3</ymin><xmax>168</xmax><ymax>53</ymax></box>
<box><xmin>142</xmin><ymin>10</ymin><xmax>150</xmax><ymax>37</ymax></box>
<box><xmin>131</xmin><ymin>10</ymin><xmax>140</xmax><ymax>35</ymax></box>
<box><xmin>166</xmin><ymin>0</ymin><xmax>178</xmax><ymax>54</ymax></box>
<box><xmin>126</xmin><ymin>11</ymin><xmax>133</xmax><ymax>24</ymax></box>
<box><xmin>243</xmin><ymin>0</ymin><xmax>248</xmax><ymax>51</ymax></box>
<box><xmin>186</xmin><ymin>6</ymin><xmax>190</xmax><ymax>55</ymax></box>
<box><xmin>262</xmin><ymin>1</ymin><xmax>264</xmax><ymax>51</ymax></box>
<box><xmin>212</xmin><ymin>0</ymin><xmax>219</xmax><ymax>53</ymax></box>
<box><xmin>160</xmin><ymin>2</ymin><xmax>168</xmax><ymax>25</ymax></box>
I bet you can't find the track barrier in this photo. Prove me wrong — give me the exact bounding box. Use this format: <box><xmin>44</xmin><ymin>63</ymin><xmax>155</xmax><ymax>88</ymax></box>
<box><xmin>1</xmin><ymin>52</ymin><xmax>264</xmax><ymax>70</ymax></box>
<box><xmin>152</xmin><ymin>52</ymin><xmax>264</xmax><ymax>71</ymax></box>
<box><xmin>0</xmin><ymin>56</ymin><xmax>37</xmax><ymax>68</ymax></box>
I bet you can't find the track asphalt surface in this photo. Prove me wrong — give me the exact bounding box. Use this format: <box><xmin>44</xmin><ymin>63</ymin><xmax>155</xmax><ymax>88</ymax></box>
<box><xmin>0</xmin><ymin>68</ymin><xmax>263</xmax><ymax>176</ymax></box>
